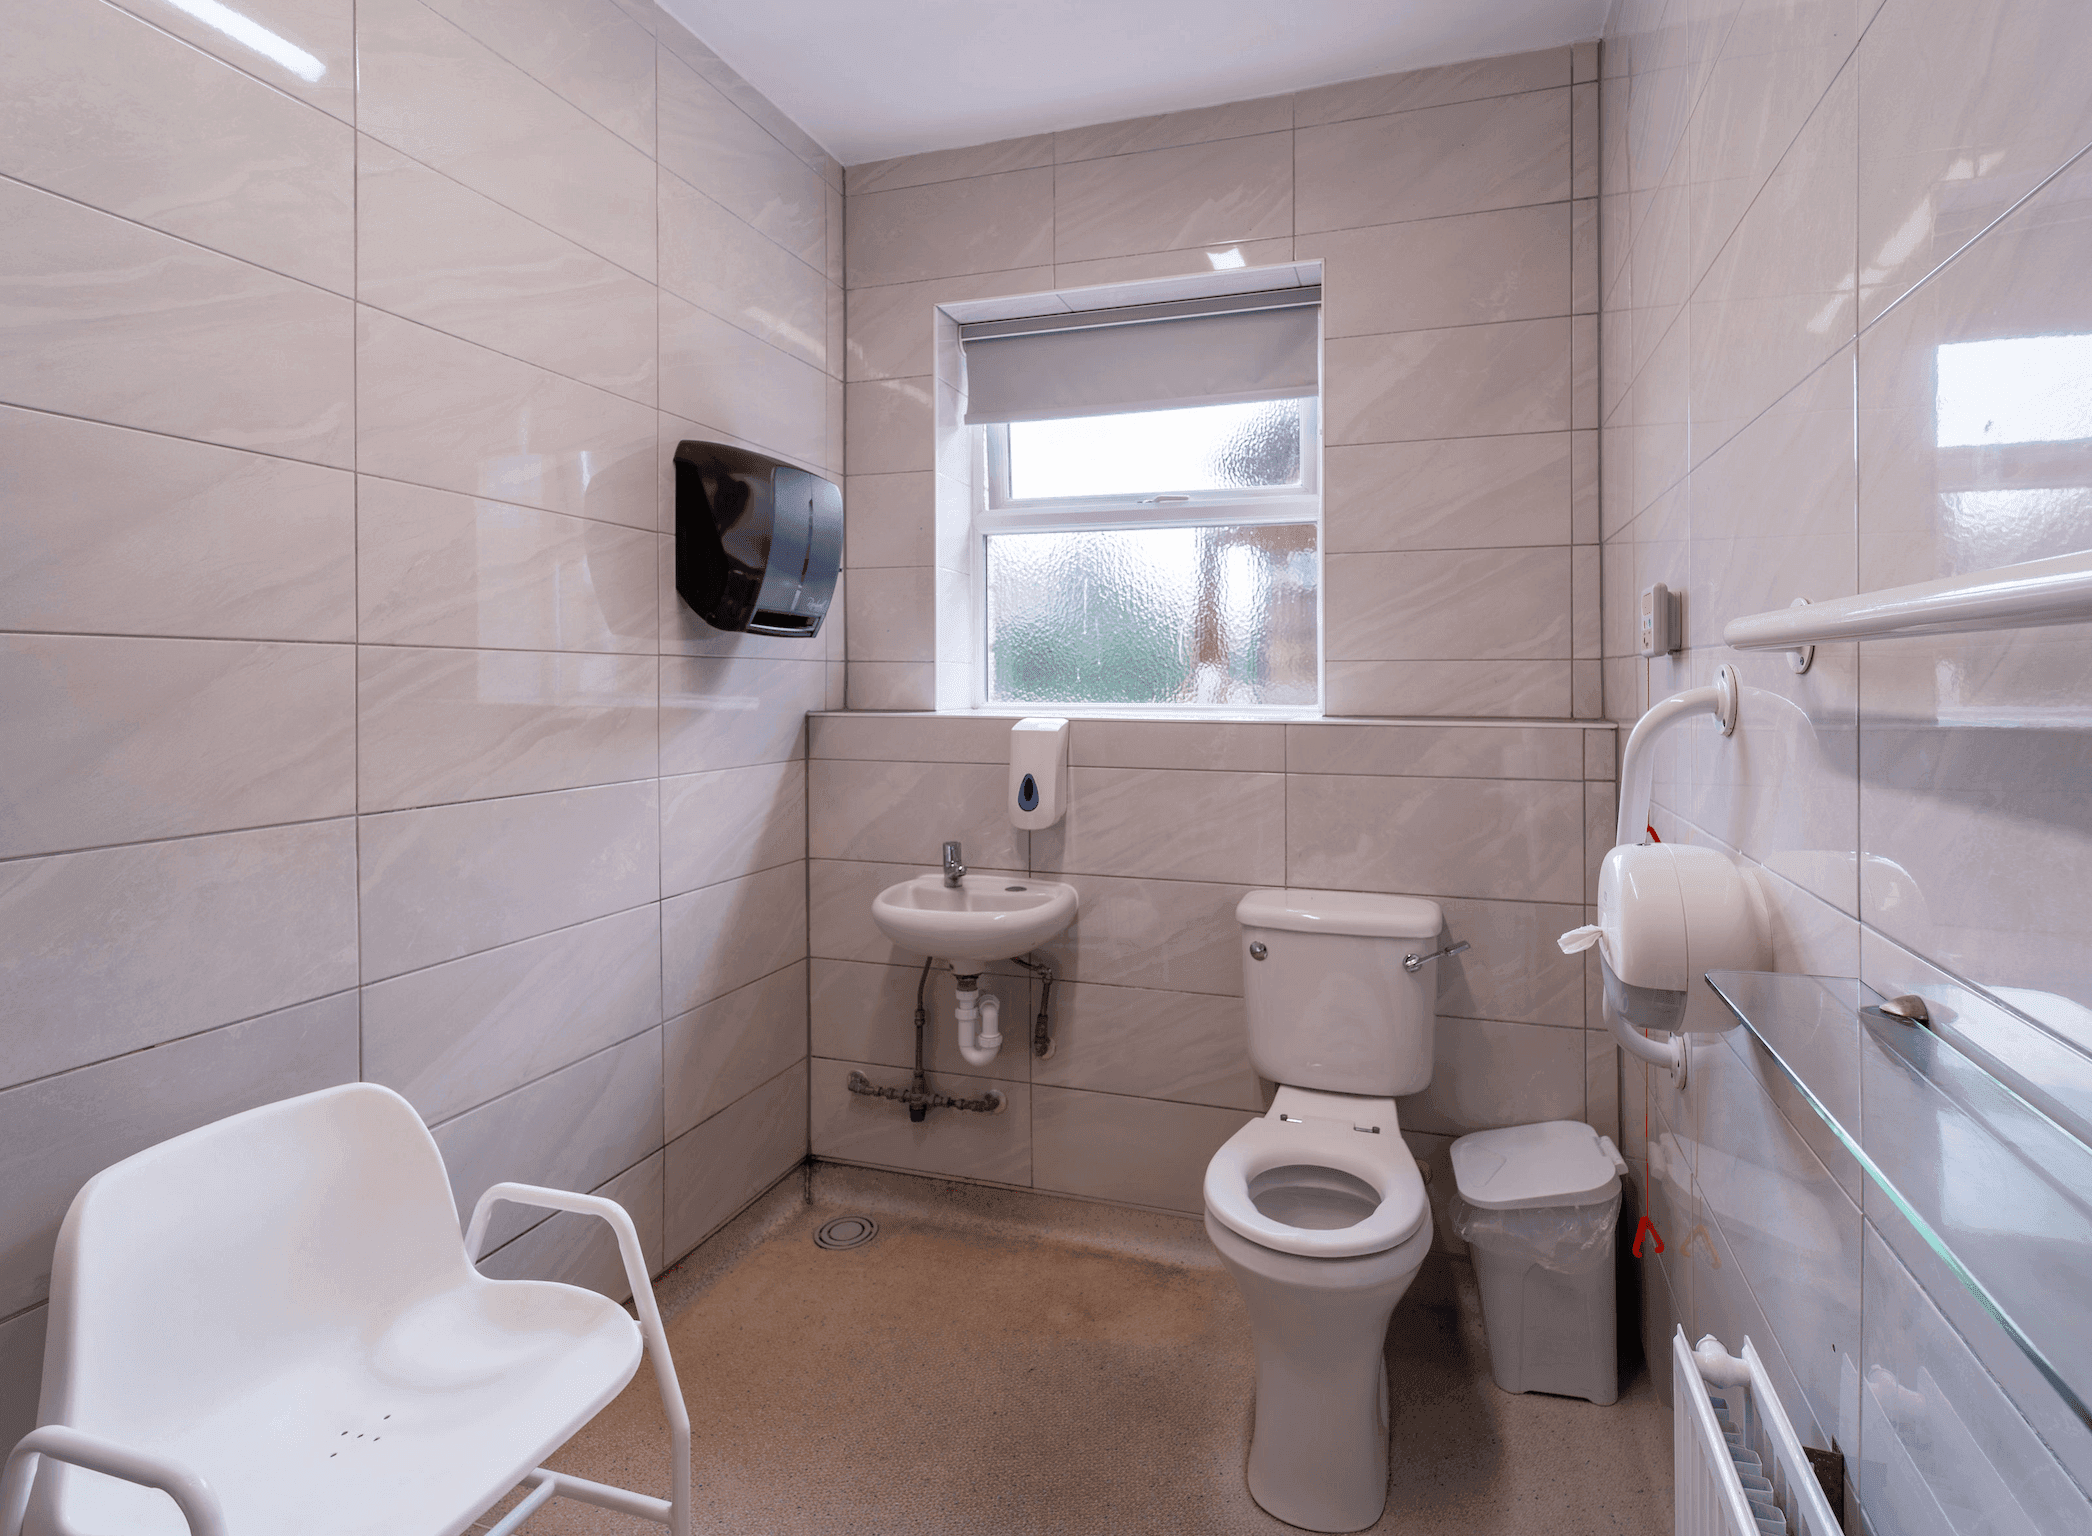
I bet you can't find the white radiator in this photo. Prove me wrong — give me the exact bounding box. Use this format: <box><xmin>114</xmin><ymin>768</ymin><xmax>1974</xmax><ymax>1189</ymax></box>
<box><xmin>1673</xmin><ymin>1328</ymin><xmax>1842</xmax><ymax>1536</ymax></box>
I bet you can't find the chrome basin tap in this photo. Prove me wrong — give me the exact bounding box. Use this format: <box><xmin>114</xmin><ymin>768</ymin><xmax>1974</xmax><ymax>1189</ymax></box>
<box><xmin>942</xmin><ymin>841</ymin><xmax>966</xmax><ymax>888</ymax></box>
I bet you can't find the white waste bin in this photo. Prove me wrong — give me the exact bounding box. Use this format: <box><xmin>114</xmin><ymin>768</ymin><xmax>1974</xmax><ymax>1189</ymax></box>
<box><xmin>1449</xmin><ymin>1120</ymin><xmax>1627</xmax><ymax>1406</ymax></box>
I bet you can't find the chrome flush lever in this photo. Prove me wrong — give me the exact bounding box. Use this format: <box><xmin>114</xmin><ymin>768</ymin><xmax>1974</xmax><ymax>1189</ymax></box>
<box><xmin>1402</xmin><ymin>940</ymin><xmax>1470</xmax><ymax>974</ymax></box>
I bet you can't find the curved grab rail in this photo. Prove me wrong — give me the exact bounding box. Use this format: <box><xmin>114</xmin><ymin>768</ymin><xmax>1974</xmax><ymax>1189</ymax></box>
<box><xmin>1615</xmin><ymin>666</ymin><xmax>1738</xmax><ymax>849</ymax></box>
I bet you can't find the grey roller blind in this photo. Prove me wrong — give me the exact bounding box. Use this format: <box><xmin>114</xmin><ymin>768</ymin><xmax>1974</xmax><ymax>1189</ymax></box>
<box><xmin>960</xmin><ymin>287</ymin><xmax>1320</xmax><ymax>426</ymax></box>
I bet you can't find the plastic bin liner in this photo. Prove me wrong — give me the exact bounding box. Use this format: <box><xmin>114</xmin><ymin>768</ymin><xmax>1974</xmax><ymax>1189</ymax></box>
<box><xmin>1449</xmin><ymin>1188</ymin><xmax>1622</xmax><ymax>1273</ymax></box>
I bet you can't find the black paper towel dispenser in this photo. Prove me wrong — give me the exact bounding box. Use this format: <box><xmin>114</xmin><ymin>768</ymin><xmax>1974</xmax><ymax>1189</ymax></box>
<box><xmin>674</xmin><ymin>440</ymin><xmax>842</xmax><ymax>637</ymax></box>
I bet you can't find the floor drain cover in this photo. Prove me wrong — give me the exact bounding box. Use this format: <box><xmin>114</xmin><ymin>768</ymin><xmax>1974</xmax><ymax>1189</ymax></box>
<box><xmin>814</xmin><ymin>1215</ymin><xmax>878</xmax><ymax>1251</ymax></box>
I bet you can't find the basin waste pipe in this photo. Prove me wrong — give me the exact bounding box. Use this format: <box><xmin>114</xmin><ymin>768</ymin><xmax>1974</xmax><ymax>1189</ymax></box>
<box><xmin>954</xmin><ymin>977</ymin><xmax>1003</xmax><ymax>1068</ymax></box>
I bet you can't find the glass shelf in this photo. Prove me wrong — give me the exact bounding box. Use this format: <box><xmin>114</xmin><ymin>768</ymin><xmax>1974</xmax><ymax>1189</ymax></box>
<box><xmin>1705</xmin><ymin>970</ymin><xmax>2092</xmax><ymax>1430</ymax></box>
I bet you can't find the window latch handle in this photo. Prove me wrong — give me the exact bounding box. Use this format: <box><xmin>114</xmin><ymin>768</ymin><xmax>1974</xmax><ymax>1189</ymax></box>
<box><xmin>1137</xmin><ymin>494</ymin><xmax>1192</xmax><ymax>504</ymax></box>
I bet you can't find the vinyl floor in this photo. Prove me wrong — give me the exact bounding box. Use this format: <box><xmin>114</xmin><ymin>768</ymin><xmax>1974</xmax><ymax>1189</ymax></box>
<box><xmin>473</xmin><ymin>1166</ymin><xmax>1671</xmax><ymax>1535</ymax></box>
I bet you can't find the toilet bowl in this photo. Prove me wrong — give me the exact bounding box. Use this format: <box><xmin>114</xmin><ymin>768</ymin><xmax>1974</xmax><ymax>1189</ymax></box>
<box><xmin>1205</xmin><ymin>888</ymin><xmax>1450</xmax><ymax>1533</ymax></box>
<box><xmin>1204</xmin><ymin>1088</ymin><xmax>1431</xmax><ymax>1532</ymax></box>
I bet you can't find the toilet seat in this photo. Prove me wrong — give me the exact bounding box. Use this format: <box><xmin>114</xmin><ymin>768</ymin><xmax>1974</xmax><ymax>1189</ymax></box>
<box><xmin>1204</xmin><ymin>1088</ymin><xmax>1427</xmax><ymax>1259</ymax></box>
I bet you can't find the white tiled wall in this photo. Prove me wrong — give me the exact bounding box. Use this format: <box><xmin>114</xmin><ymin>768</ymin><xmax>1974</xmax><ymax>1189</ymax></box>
<box><xmin>819</xmin><ymin>45</ymin><xmax>1611</xmax><ymax>1255</ymax></box>
<box><xmin>840</xmin><ymin>45</ymin><xmax>1604</xmax><ymax>719</ymax></box>
<box><xmin>1603</xmin><ymin>0</ymin><xmax>2092</xmax><ymax>1525</ymax></box>
<box><xmin>0</xmin><ymin>0</ymin><xmax>837</xmax><ymax>1447</ymax></box>
<box><xmin>807</xmin><ymin>713</ymin><xmax>1617</xmax><ymax>1238</ymax></box>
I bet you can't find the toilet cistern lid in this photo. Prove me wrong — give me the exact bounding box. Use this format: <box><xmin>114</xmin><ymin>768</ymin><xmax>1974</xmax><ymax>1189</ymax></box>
<box><xmin>1450</xmin><ymin>1121</ymin><xmax>1627</xmax><ymax>1210</ymax></box>
<box><xmin>1236</xmin><ymin>888</ymin><xmax>1442</xmax><ymax>939</ymax></box>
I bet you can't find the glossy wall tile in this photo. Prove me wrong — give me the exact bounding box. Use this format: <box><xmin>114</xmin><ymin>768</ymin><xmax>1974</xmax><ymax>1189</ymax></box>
<box><xmin>840</xmin><ymin>50</ymin><xmax>1592</xmax><ymax>715</ymax></box>
<box><xmin>0</xmin><ymin>0</ymin><xmax>840</xmax><ymax>1449</ymax></box>
<box><xmin>806</xmin><ymin>714</ymin><xmax>1616</xmax><ymax>1230</ymax></box>
<box><xmin>0</xmin><ymin>409</ymin><xmax>357</xmax><ymax>642</ymax></box>
<box><xmin>1603</xmin><ymin>0</ymin><xmax>2092</xmax><ymax>1525</ymax></box>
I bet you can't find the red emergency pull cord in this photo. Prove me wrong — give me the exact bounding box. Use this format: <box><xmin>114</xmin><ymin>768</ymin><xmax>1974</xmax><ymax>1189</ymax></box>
<box><xmin>1632</xmin><ymin>1214</ymin><xmax>1665</xmax><ymax>1258</ymax></box>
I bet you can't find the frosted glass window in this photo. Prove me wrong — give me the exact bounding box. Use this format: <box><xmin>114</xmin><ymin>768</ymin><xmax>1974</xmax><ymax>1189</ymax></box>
<box><xmin>985</xmin><ymin>524</ymin><xmax>1317</xmax><ymax>706</ymax></box>
<box><xmin>1936</xmin><ymin>334</ymin><xmax>2092</xmax><ymax>446</ymax></box>
<box><xmin>1005</xmin><ymin>399</ymin><xmax>1305</xmax><ymax>501</ymax></box>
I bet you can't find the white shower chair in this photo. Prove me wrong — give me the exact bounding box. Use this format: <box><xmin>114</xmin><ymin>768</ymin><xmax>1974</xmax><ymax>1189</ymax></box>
<box><xmin>0</xmin><ymin>1083</ymin><xmax>691</xmax><ymax>1536</ymax></box>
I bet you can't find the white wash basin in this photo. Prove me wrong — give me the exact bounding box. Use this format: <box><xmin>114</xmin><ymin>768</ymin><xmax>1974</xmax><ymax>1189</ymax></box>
<box><xmin>871</xmin><ymin>874</ymin><xmax>1077</xmax><ymax>970</ymax></box>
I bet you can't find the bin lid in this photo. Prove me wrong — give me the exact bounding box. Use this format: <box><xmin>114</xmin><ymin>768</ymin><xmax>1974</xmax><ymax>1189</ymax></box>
<box><xmin>1450</xmin><ymin>1121</ymin><xmax>1624</xmax><ymax>1210</ymax></box>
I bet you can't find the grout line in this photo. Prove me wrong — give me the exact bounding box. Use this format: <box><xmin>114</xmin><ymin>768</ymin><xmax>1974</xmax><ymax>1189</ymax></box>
<box><xmin>353</xmin><ymin>121</ymin><xmax>651</xmax><ymax>291</ymax></box>
<box><xmin>353</xmin><ymin>284</ymin><xmax>667</xmax><ymax>412</ymax></box>
<box><xmin>423</xmin><ymin>1012</ymin><xmax>654</xmax><ymax>1133</ymax></box>
<box><xmin>396</xmin><ymin>0</ymin><xmax>659</xmax><ymax>162</ymax></box>
<box><xmin>427</xmin><ymin>1017</ymin><xmax>669</xmax><ymax>1138</ymax></box>
<box><xmin>652</xmin><ymin>24</ymin><xmax>840</xmax><ymax>199</ymax></box>
<box><xmin>361</xmin><ymin>897</ymin><xmax>662</xmax><ymax>990</ymax></box>
<box><xmin>1602</xmin><ymin>4</ymin><xmax>1868</xmax><ymax>455</ymax></box>
<box><xmin>655</xmin><ymin>22</ymin><xmax>673</xmax><ymax>1228</ymax></box>
<box><xmin>369</xmin><ymin>0</ymin><xmax>661</xmax><ymax>276</ymax></box>
<box><xmin>0</xmin><ymin>811</ymin><xmax>358</xmax><ymax>870</ymax></box>
<box><xmin>473</xmin><ymin>1139</ymin><xmax>667</xmax><ymax>1269</ymax></box>
<box><xmin>5</xmin><ymin>90</ymin><xmax>815</xmax><ymax>423</ymax></box>
<box><xmin>0</xmin><ymin>629</ymin><xmax>357</xmax><ymax>646</ymax></box>
<box><xmin>95</xmin><ymin>0</ymin><xmax>349</xmax><ymax>119</ymax></box>
<box><xmin>0</xmin><ymin>982</ymin><xmax>364</xmax><ymax>1099</ymax></box>
<box><xmin>352</xmin><ymin>15</ymin><xmax>364</xmax><ymax>1086</ymax></box>
<box><xmin>1857</xmin><ymin>133</ymin><xmax>2092</xmax><ymax>340</ymax></box>
<box><xmin>0</xmin><ymin>400</ymin><xmax>354</xmax><ymax>477</ymax></box>
<box><xmin>850</xmin><ymin>80</ymin><xmax>1579</xmax><ymax>200</ymax></box>
<box><xmin>0</xmin><ymin>631</ymin><xmax>677</xmax><ymax>658</ymax></box>
<box><xmin>810</xmin><ymin>854</ymin><xmax>1591</xmax><ymax>909</ymax></box>
<box><xmin>355</xmin><ymin>771</ymin><xmax>668</xmax><ymax>822</ymax></box>
<box><xmin>844</xmin><ymin>196</ymin><xmax>1582</xmax><ymax>296</ymax></box>
<box><xmin>655</xmin><ymin>154</ymin><xmax>832</xmax><ymax>287</ymax></box>
<box><xmin>0</xmin><ymin>169</ymin><xmax>355</xmax><ymax>303</ymax></box>
<box><xmin>0</xmin><ymin>1300</ymin><xmax>47</xmax><ymax>1330</ymax></box>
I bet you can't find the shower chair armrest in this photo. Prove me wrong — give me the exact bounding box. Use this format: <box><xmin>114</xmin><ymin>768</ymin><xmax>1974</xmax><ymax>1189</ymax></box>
<box><xmin>462</xmin><ymin>1182</ymin><xmax>693</xmax><ymax>1536</ymax></box>
<box><xmin>0</xmin><ymin>1424</ymin><xmax>228</xmax><ymax>1536</ymax></box>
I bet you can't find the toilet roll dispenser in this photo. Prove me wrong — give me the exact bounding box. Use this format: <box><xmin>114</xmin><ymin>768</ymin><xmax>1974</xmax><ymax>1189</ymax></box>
<box><xmin>1558</xmin><ymin>667</ymin><xmax>1768</xmax><ymax>1087</ymax></box>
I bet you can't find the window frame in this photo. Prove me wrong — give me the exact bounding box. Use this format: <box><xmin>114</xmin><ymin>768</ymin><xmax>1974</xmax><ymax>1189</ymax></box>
<box><xmin>968</xmin><ymin>397</ymin><xmax>1324</xmax><ymax>716</ymax></box>
<box><xmin>975</xmin><ymin>397</ymin><xmax>1321</xmax><ymax>536</ymax></box>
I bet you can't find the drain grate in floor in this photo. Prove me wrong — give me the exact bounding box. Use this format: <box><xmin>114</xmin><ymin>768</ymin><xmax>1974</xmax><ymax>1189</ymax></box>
<box><xmin>813</xmin><ymin>1215</ymin><xmax>878</xmax><ymax>1251</ymax></box>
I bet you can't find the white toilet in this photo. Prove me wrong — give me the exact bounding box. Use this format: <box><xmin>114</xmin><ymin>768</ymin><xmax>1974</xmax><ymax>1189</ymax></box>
<box><xmin>1202</xmin><ymin>888</ymin><xmax>1447</xmax><ymax>1533</ymax></box>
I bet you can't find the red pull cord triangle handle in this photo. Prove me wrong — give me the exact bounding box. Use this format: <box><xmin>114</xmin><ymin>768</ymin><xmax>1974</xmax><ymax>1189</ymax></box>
<box><xmin>1632</xmin><ymin>1214</ymin><xmax>1665</xmax><ymax>1257</ymax></box>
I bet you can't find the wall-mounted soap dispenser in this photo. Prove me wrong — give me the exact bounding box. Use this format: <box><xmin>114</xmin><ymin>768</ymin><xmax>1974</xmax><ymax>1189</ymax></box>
<box><xmin>1010</xmin><ymin>717</ymin><xmax>1069</xmax><ymax>830</ymax></box>
<box><xmin>674</xmin><ymin>439</ymin><xmax>842</xmax><ymax>637</ymax></box>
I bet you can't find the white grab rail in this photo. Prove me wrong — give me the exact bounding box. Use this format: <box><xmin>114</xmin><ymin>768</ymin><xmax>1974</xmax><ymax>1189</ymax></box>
<box><xmin>1614</xmin><ymin>666</ymin><xmax>1738</xmax><ymax>848</ymax></box>
<box><xmin>1723</xmin><ymin>549</ymin><xmax>2092</xmax><ymax>652</ymax></box>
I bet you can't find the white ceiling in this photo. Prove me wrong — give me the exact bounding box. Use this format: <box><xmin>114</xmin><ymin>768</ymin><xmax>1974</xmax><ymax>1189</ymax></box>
<box><xmin>660</xmin><ymin>0</ymin><xmax>1610</xmax><ymax>166</ymax></box>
